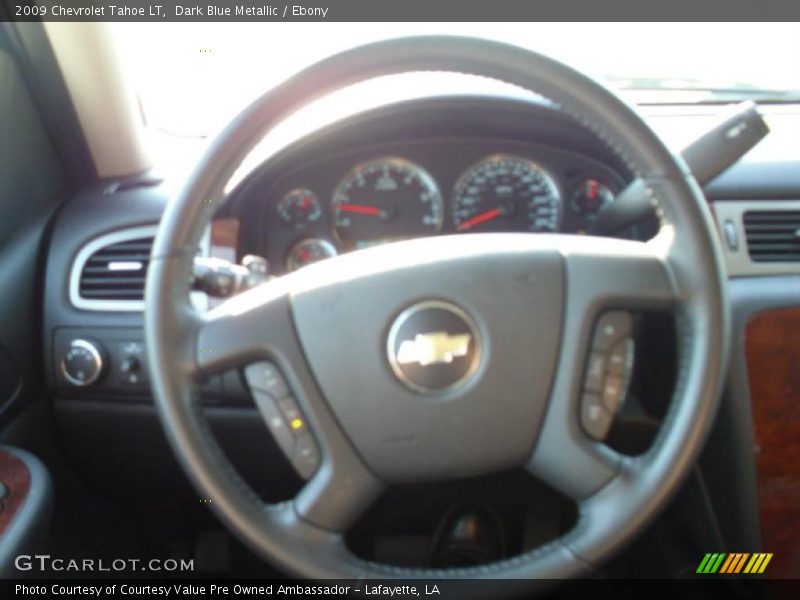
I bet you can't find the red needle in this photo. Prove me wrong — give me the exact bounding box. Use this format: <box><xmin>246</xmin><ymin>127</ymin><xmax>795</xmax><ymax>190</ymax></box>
<box><xmin>587</xmin><ymin>180</ymin><xmax>598</xmax><ymax>200</ymax></box>
<box><xmin>338</xmin><ymin>203</ymin><xmax>383</xmax><ymax>217</ymax></box>
<box><xmin>457</xmin><ymin>207</ymin><xmax>503</xmax><ymax>231</ymax></box>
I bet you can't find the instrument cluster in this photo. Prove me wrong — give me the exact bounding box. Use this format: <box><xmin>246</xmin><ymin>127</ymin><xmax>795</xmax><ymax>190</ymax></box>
<box><xmin>249</xmin><ymin>144</ymin><xmax>626</xmax><ymax>275</ymax></box>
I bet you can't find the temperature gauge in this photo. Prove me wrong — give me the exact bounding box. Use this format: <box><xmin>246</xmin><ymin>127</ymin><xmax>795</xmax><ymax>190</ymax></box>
<box><xmin>278</xmin><ymin>189</ymin><xmax>322</xmax><ymax>229</ymax></box>
<box><xmin>571</xmin><ymin>179</ymin><xmax>614</xmax><ymax>220</ymax></box>
<box><xmin>286</xmin><ymin>238</ymin><xmax>337</xmax><ymax>272</ymax></box>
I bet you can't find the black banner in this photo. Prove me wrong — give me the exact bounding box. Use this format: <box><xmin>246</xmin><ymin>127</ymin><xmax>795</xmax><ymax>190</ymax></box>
<box><xmin>5</xmin><ymin>578</ymin><xmax>800</xmax><ymax>600</ymax></box>
<box><xmin>4</xmin><ymin>0</ymin><xmax>800</xmax><ymax>22</ymax></box>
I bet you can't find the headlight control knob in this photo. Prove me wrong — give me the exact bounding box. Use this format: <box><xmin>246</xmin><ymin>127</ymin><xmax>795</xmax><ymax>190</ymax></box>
<box><xmin>61</xmin><ymin>339</ymin><xmax>105</xmax><ymax>386</ymax></box>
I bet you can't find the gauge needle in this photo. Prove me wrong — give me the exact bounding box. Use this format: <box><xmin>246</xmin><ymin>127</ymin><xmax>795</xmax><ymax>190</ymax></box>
<box><xmin>338</xmin><ymin>203</ymin><xmax>386</xmax><ymax>217</ymax></box>
<box><xmin>457</xmin><ymin>207</ymin><xmax>503</xmax><ymax>231</ymax></box>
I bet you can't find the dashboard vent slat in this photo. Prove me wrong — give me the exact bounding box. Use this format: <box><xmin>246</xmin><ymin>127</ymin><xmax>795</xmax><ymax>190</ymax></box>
<box><xmin>78</xmin><ymin>236</ymin><xmax>154</xmax><ymax>301</ymax></box>
<box><xmin>79</xmin><ymin>289</ymin><xmax>147</xmax><ymax>299</ymax></box>
<box><xmin>86</xmin><ymin>255</ymin><xmax>151</xmax><ymax>263</ymax></box>
<box><xmin>743</xmin><ymin>210</ymin><xmax>800</xmax><ymax>263</ymax></box>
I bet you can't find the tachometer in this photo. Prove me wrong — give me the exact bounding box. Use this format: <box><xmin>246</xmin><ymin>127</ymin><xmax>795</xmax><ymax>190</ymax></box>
<box><xmin>332</xmin><ymin>158</ymin><xmax>443</xmax><ymax>249</ymax></box>
<box><xmin>452</xmin><ymin>155</ymin><xmax>561</xmax><ymax>233</ymax></box>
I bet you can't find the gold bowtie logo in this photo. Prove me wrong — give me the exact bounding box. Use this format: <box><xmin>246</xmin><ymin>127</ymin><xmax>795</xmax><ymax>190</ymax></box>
<box><xmin>396</xmin><ymin>332</ymin><xmax>472</xmax><ymax>366</ymax></box>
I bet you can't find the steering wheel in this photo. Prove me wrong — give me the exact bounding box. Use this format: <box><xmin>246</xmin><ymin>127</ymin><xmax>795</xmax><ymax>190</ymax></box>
<box><xmin>145</xmin><ymin>36</ymin><xmax>729</xmax><ymax>582</ymax></box>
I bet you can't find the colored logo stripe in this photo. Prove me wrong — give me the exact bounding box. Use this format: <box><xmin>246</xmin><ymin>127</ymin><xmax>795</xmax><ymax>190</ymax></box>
<box><xmin>745</xmin><ymin>553</ymin><xmax>773</xmax><ymax>574</ymax></box>
<box><xmin>697</xmin><ymin>553</ymin><xmax>773</xmax><ymax>574</ymax></box>
<box><xmin>719</xmin><ymin>553</ymin><xmax>736</xmax><ymax>573</ymax></box>
<box><xmin>720</xmin><ymin>553</ymin><xmax>749</xmax><ymax>573</ymax></box>
<box><xmin>697</xmin><ymin>553</ymin><xmax>726</xmax><ymax>573</ymax></box>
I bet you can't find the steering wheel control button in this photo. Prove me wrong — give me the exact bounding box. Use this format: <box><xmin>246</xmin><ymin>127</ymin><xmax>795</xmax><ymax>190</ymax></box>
<box><xmin>277</xmin><ymin>397</ymin><xmax>304</xmax><ymax>429</ymax></box>
<box><xmin>250</xmin><ymin>389</ymin><xmax>295</xmax><ymax>457</ymax></box>
<box><xmin>601</xmin><ymin>374</ymin><xmax>625</xmax><ymax>414</ymax></box>
<box><xmin>292</xmin><ymin>432</ymin><xmax>321</xmax><ymax>479</ymax></box>
<box><xmin>581</xmin><ymin>392</ymin><xmax>613</xmax><ymax>440</ymax></box>
<box><xmin>387</xmin><ymin>300</ymin><xmax>481</xmax><ymax>394</ymax></box>
<box><xmin>608</xmin><ymin>338</ymin><xmax>635</xmax><ymax>377</ymax></box>
<box><xmin>591</xmin><ymin>310</ymin><xmax>633</xmax><ymax>351</ymax></box>
<box><xmin>61</xmin><ymin>339</ymin><xmax>105</xmax><ymax>386</ymax></box>
<box><xmin>584</xmin><ymin>352</ymin><xmax>608</xmax><ymax>392</ymax></box>
<box><xmin>244</xmin><ymin>361</ymin><xmax>320</xmax><ymax>479</ymax></box>
<box><xmin>244</xmin><ymin>362</ymin><xmax>289</xmax><ymax>398</ymax></box>
<box><xmin>581</xmin><ymin>312</ymin><xmax>637</xmax><ymax>438</ymax></box>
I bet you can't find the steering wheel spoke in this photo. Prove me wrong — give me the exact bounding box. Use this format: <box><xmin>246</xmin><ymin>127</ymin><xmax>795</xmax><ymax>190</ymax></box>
<box><xmin>191</xmin><ymin>280</ymin><xmax>385</xmax><ymax>531</ymax></box>
<box><xmin>527</xmin><ymin>234</ymin><xmax>678</xmax><ymax>499</ymax></box>
<box><xmin>558</xmin><ymin>232</ymin><xmax>679</xmax><ymax>312</ymax></box>
<box><xmin>527</xmin><ymin>435</ymin><xmax>623</xmax><ymax>502</ymax></box>
<box><xmin>193</xmin><ymin>281</ymin><xmax>294</xmax><ymax>376</ymax></box>
<box><xmin>294</xmin><ymin>448</ymin><xmax>384</xmax><ymax>532</ymax></box>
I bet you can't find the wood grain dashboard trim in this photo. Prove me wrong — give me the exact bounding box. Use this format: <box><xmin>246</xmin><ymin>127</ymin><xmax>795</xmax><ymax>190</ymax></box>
<box><xmin>745</xmin><ymin>307</ymin><xmax>800</xmax><ymax>578</ymax></box>
<box><xmin>210</xmin><ymin>218</ymin><xmax>240</xmax><ymax>263</ymax></box>
<box><xmin>0</xmin><ymin>451</ymin><xmax>31</xmax><ymax>536</ymax></box>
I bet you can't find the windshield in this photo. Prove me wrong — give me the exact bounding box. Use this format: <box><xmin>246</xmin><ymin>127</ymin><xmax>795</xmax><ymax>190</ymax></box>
<box><xmin>114</xmin><ymin>22</ymin><xmax>800</xmax><ymax>139</ymax></box>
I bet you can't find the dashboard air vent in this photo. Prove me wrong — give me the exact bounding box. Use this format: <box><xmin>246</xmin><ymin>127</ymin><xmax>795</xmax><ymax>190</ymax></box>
<box><xmin>78</xmin><ymin>236</ymin><xmax>153</xmax><ymax>301</ymax></box>
<box><xmin>743</xmin><ymin>210</ymin><xmax>800</xmax><ymax>263</ymax></box>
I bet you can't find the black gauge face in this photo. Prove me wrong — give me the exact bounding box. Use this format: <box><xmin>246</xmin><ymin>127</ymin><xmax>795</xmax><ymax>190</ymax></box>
<box><xmin>286</xmin><ymin>238</ymin><xmax>337</xmax><ymax>272</ymax></box>
<box><xmin>278</xmin><ymin>189</ymin><xmax>322</xmax><ymax>229</ymax></box>
<box><xmin>571</xmin><ymin>179</ymin><xmax>614</xmax><ymax>221</ymax></box>
<box><xmin>332</xmin><ymin>158</ymin><xmax>443</xmax><ymax>249</ymax></box>
<box><xmin>451</xmin><ymin>155</ymin><xmax>561</xmax><ymax>233</ymax></box>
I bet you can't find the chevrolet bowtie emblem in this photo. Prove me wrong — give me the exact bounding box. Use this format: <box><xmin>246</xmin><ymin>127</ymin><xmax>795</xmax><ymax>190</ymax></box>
<box><xmin>387</xmin><ymin>300</ymin><xmax>482</xmax><ymax>394</ymax></box>
<box><xmin>396</xmin><ymin>332</ymin><xmax>472</xmax><ymax>366</ymax></box>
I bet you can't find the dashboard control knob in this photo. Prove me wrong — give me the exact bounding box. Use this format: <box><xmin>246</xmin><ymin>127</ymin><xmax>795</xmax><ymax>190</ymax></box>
<box><xmin>120</xmin><ymin>356</ymin><xmax>140</xmax><ymax>373</ymax></box>
<box><xmin>61</xmin><ymin>339</ymin><xmax>104</xmax><ymax>386</ymax></box>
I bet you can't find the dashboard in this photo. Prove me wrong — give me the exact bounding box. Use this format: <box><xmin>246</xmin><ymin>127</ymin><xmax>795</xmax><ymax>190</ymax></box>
<box><xmin>39</xmin><ymin>92</ymin><xmax>800</xmax><ymax>576</ymax></box>
<box><xmin>223</xmin><ymin>96</ymin><xmax>638</xmax><ymax>275</ymax></box>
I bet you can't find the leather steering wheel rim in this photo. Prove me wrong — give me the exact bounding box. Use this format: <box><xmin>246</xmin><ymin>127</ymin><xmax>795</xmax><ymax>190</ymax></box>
<box><xmin>145</xmin><ymin>36</ymin><xmax>729</xmax><ymax>584</ymax></box>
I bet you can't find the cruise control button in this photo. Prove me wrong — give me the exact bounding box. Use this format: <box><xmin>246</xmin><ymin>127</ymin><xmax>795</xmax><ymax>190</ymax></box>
<box><xmin>581</xmin><ymin>392</ymin><xmax>613</xmax><ymax>440</ymax></box>
<box><xmin>276</xmin><ymin>394</ymin><xmax>310</xmax><ymax>435</ymax></box>
<box><xmin>250</xmin><ymin>389</ymin><xmax>294</xmax><ymax>457</ymax></box>
<box><xmin>292</xmin><ymin>432</ymin><xmax>321</xmax><ymax>479</ymax></box>
<box><xmin>608</xmin><ymin>338</ymin><xmax>635</xmax><ymax>377</ymax></box>
<box><xmin>244</xmin><ymin>362</ymin><xmax>290</xmax><ymax>398</ymax></box>
<box><xmin>601</xmin><ymin>373</ymin><xmax>625</xmax><ymax>414</ymax></box>
<box><xmin>592</xmin><ymin>311</ymin><xmax>633</xmax><ymax>351</ymax></box>
<box><xmin>584</xmin><ymin>352</ymin><xmax>607</xmax><ymax>392</ymax></box>
<box><xmin>276</xmin><ymin>396</ymin><xmax>303</xmax><ymax>428</ymax></box>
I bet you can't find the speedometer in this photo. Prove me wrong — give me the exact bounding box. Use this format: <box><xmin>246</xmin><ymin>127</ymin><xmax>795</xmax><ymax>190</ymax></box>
<box><xmin>451</xmin><ymin>155</ymin><xmax>562</xmax><ymax>233</ymax></box>
<box><xmin>332</xmin><ymin>158</ymin><xmax>443</xmax><ymax>249</ymax></box>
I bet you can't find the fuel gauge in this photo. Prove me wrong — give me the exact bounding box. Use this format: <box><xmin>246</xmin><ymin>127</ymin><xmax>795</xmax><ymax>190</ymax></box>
<box><xmin>278</xmin><ymin>189</ymin><xmax>322</xmax><ymax>229</ymax></box>
<box><xmin>571</xmin><ymin>179</ymin><xmax>614</xmax><ymax>221</ymax></box>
